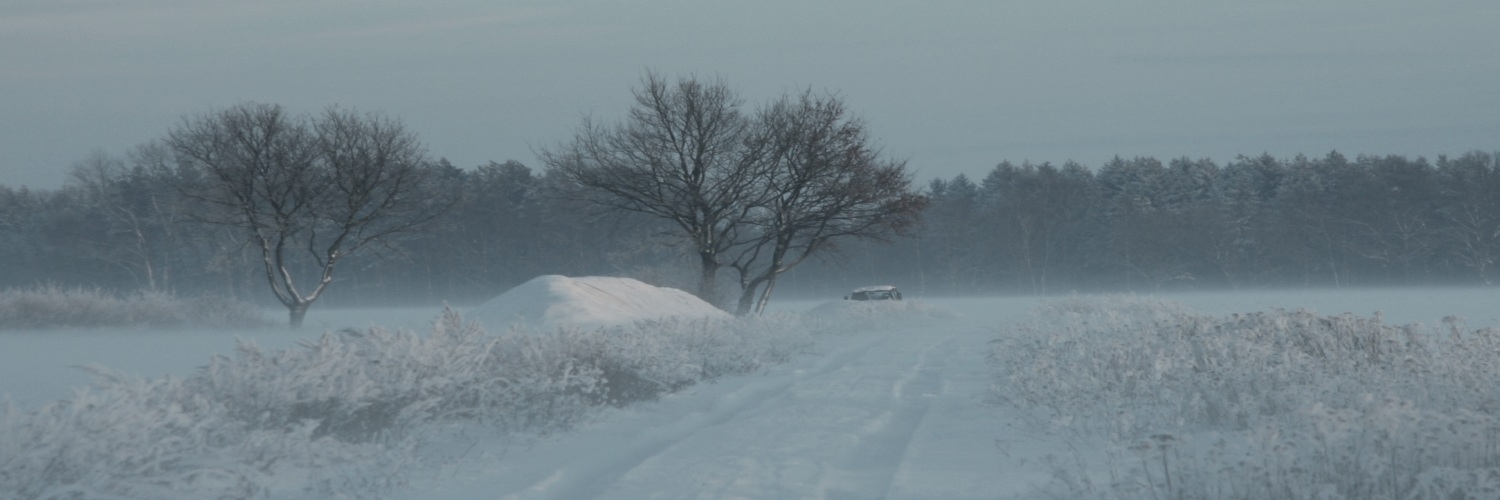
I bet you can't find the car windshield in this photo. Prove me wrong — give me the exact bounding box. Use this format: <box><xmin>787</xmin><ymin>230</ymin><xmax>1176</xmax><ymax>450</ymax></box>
<box><xmin>850</xmin><ymin>287</ymin><xmax>899</xmax><ymax>300</ymax></box>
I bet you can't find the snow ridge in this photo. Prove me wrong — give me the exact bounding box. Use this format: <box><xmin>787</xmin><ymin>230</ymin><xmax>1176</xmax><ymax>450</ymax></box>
<box><xmin>468</xmin><ymin>275</ymin><xmax>731</xmax><ymax>332</ymax></box>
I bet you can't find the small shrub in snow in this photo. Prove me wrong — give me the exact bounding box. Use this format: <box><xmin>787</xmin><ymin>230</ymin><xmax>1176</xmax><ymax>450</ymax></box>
<box><xmin>0</xmin><ymin>285</ymin><xmax>268</xmax><ymax>330</ymax></box>
<box><xmin>992</xmin><ymin>296</ymin><xmax>1500</xmax><ymax>499</ymax></box>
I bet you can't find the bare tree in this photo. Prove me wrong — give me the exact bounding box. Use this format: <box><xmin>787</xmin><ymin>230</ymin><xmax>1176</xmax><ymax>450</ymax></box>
<box><xmin>1437</xmin><ymin>151</ymin><xmax>1500</xmax><ymax>284</ymax></box>
<box><xmin>540</xmin><ymin>72</ymin><xmax>773</xmax><ymax>303</ymax></box>
<box><xmin>727</xmin><ymin>91</ymin><xmax>926</xmax><ymax>315</ymax></box>
<box><xmin>65</xmin><ymin>151</ymin><xmax>146</xmax><ymax>286</ymax></box>
<box><xmin>167</xmin><ymin>103</ymin><xmax>450</xmax><ymax>326</ymax></box>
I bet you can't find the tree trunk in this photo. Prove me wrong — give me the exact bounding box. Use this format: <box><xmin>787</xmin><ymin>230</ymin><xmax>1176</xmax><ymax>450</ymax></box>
<box><xmin>753</xmin><ymin>277</ymin><xmax>778</xmax><ymax>315</ymax></box>
<box><xmin>288</xmin><ymin>301</ymin><xmax>310</xmax><ymax>327</ymax></box>
<box><xmin>734</xmin><ymin>285</ymin><xmax>758</xmax><ymax>316</ymax></box>
<box><xmin>697</xmin><ymin>251</ymin><xmax>719</xmax><ymax>305</ymax></box>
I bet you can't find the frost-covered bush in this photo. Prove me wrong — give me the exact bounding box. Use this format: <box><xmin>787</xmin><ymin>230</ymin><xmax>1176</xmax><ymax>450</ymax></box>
<box><xmin>178</xmin><ymin>295</ymin><xmax>273</xmax><ymax>330</ymax></box>
<box><xmin>195</xmin><ymin>308</ymin><xmax>606</xmax><ymax>442</ymax></box>
<box><xmin>1074</xmin><ymin>399</ymin><xmax>1500</xmax><ymax>500</ymax></box>
<box><xmin>0</xmin><ymin>366</ymin><xmax>406</xmax><ymax>499</ymax></box>
<box><xmin>0</xmin><ymin>307</ymin><xmax>814</xmax><ymax>498</ymax></box>
<box><xmin>992</xmin><ymin>296</ymin><xmax>1500</xmax><ymax>499</ymax></box>
<box><xmin>557</xmin><ymin>314</ymin><xmax>812</xmax><ymax>405</ymax></box>
<box><xmin>0</xmin><ymin>285</ymin><xmax>269</xmax><ymax>330</ymax></box>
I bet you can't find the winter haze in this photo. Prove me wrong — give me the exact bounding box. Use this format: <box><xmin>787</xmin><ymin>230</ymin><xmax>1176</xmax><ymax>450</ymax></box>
<box><xmin>4</xmin><ymin>0</ymin><xmax>1498</xmax><ymax>188</ymax></box>
<box><xmin>6</xmin><ymin>2</ymin><xmax>1500</xmax><ymax>498</ymax></box>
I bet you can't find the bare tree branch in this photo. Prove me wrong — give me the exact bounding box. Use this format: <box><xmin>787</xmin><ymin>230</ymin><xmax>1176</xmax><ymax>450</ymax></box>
<box><xmin>166</xmin><ymin>102</ymin><xmax>453</xmax><ymax>326</ymax></box>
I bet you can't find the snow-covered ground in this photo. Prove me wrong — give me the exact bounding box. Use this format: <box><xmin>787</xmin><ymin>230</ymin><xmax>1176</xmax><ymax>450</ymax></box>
<box><xmin>404</xmin><ymin>301</ymin><xmax>1037</xmax><ymax>499</ymax></box>
<box><xmin>3</xmin><ymin>286</ymin><xmax>1498</xmax><ymax>498</ymax></box>
<box><xmin>0</xmin><ymin>305</ymin><xmax>445</xmax><ymax>411</ymax></box>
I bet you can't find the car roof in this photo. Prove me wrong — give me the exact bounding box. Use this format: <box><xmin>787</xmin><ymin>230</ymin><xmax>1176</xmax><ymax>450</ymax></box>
<box><xmin>851</xmin><ymin>285</ymin><xmax>898</xmax><ymax>293</ymax></box>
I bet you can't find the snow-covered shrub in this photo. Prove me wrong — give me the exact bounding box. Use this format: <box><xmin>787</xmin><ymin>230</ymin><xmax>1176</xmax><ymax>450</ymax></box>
<box><xmin>0</xmin><ymin>366</ymin><xmax>405</xmax><ymax>499</ymax></box>
<box><xmin>179</xmin><ymin>294</ymin><xmax>273</xmax><ymax>330</ymax></box>
<box><xmin>0</xmin><ymin>285</ymin><xmax>268</xmax><ymax>330</ymax></box>
<box><xmin>554</xmin><ymin>313</ymin><xmax>813</xmax><ymax>405</ymax></box>
<box><xmin>194</xmin><ymin>308</ymin><xmax>604</xmax><ymax>442</ymax></box>
<box><xmin>1073</xmin><ymin>398</ymin><xmax>1500</xmax><ymax>500</ymax></box>
<box><xmin>992</xmin><ymin>296</ymin><xmax>1500</xmax><ymax>499</ymax></box>
<box><xmin>0</xmin><ymin>307</ymin><xmax>814</xmax><ymax>498</ymax></box>
<box><xmin>991</xmin><ymin>296</ymin><xmax>1439</xmax><ymax>435</ymax></box>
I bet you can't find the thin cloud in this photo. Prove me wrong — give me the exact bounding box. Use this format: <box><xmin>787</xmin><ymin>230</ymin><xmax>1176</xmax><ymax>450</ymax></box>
<box><xmin>1112</xmin><ymin>50</ymin><xmax>1411</xmax><ymax>67</ymax></box>
<box><xmin>0</xmin><ymin>2</ymin><xmax>255</xmax><ymax>39</ymax></box>
<box><xmin>310</xmin><ymin>7</ymin><xmax>570</xmax><ymax>40</ymax></box>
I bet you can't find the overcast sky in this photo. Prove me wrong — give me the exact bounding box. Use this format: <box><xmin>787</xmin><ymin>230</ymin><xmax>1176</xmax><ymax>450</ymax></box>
<box><xmin>3</xmin><ymin>1</ymin><xmax>1498</xmax><ymax>188</ymax></box>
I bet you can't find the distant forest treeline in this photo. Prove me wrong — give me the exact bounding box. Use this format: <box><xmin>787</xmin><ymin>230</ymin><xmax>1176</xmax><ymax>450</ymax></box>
<box><xmin>842</xmin><ymin>150</ymin><xmax>1500</xmax><ymax>295</ymax></box>
<box><xmin>2</xmin><ymin>149</ymin><xmax>1496</xmax><ymax>307</ymax></box>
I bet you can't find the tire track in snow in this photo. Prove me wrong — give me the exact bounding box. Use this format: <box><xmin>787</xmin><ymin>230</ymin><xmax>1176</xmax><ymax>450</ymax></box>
<box><xmin>817</xmin><ymin>337</ymin><xmax>952</xmax><ymax>499</ymax></box>
<box><xmin>495</xmin><ymin>333</ymin><xmax>892</xmax><ymax>500</ymax></box>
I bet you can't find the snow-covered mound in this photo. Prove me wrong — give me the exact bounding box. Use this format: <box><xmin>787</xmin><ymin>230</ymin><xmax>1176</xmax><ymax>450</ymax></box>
<box><xmin>469</xmin><ymin>275</ymin><xmax>731</xmax><ymax>332</ymax></box>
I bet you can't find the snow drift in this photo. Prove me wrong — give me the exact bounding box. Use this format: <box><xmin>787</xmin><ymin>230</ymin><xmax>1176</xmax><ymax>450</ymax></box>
<box><xmin>468</xmin><ymin>275</ymin><xmax>730</xmax><ymax>332</ymax></box>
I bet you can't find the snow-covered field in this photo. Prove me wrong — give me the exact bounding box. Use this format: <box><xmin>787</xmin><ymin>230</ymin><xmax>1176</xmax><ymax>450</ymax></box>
<box><xmin>2</xmin><ymin>286</ymin><xmax>1498</xmax><ymax>498</ymax></box>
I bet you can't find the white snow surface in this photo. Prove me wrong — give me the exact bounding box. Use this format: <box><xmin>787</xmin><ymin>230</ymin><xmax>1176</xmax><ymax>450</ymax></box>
<box><xmin>407</xmin><ymin>306</ymin><xmax>1040</xmax><ymax>500</ymax></box>
<box><xmin>5</xmin><ymin>288</ymin><xmax>1500</xmax><ymax>498</ymax></box>
<box><xmin>468</xmin><ymin>275</ymin><xmax>731</xmax><ymax>332</ymax></box>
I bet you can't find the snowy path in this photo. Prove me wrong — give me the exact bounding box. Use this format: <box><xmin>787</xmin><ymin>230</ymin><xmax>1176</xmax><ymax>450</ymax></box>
<box><xmin>407</xmin><ymin>316</ymin><xmax>1065</xmax><ymax>500</ymax></box>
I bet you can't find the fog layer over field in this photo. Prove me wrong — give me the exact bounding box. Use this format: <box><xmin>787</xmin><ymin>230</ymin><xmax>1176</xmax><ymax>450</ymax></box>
<box><xmin>6</xmin><ymin>286</ymin><xmax>1494</xmax><ymax>413</ymax></box>
<box><xmin>2</xmin><ymin>286</ymin><xmax>1498</xmax><ymax>498</ymax></box>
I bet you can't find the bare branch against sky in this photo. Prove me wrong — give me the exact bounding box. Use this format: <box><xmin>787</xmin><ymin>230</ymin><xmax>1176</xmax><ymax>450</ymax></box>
<box><xmin>3</xmin><ymin>1</ymin><xmax>1498</xmax><ymax>188</ymax></box>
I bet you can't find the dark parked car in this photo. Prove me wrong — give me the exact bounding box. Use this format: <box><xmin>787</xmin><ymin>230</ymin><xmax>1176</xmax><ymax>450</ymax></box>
<box><xmin>845</xmin><ymin>285</ymin><xmax>901</xmax><ymax>301</ymax></box>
